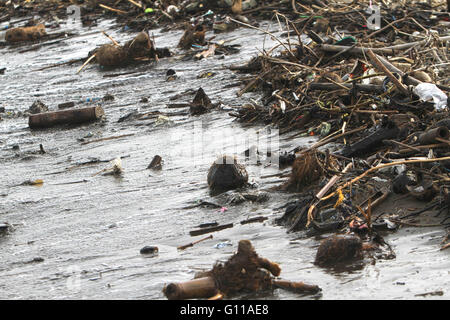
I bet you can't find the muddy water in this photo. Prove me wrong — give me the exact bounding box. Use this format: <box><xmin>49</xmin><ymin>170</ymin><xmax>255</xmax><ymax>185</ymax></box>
<box><xmin>0</xmin><ymin>19</ymin><xmax>448</xmax><ymax>300</ymax></box>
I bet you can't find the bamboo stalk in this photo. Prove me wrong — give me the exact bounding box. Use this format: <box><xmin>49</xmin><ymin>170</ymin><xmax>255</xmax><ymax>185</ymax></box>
<box><xmin>76</xmin><ymin>54</ymin><xmax>96</xmax><ymax>74</ymax></box>
<box><xmin>163</xmin><ymin>277</ymin><xmax>218</xmax><ymax>300</ymax></box>
<box><xmin>102</xmin><ymin>30</ymin><xmax>120</xmax><ymax>46</ymax></box>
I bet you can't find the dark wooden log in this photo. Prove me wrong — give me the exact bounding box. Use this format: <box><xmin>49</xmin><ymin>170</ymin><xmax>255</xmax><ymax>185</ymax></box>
<box><xmin>189</xmin><ymin>223</ymin><xmax>234</xmax><ymax>237</ymax></box>
<box><xmin>29</xmin><ymin>106</ymin><xmax>104</xmax><ymax>129</ymax></box>
<box><xmin>418</xmin><ymin>126</ymin><xmax>450</xmax><ymax>145</ymax></box>
<box><xmin>338</xmin><ymin>120</ymin><xmax>399</xmax><ymax>158</ymax></box>
<box><xmin>163</xmin><ymin>277</ymin><xmax>218</xmax><ymax>300</ymax></box>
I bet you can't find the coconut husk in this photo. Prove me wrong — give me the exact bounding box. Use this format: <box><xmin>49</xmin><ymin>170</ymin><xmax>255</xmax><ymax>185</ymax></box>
<box><xmin>5</xmin><ymin>24</ymin><xmax>46</xmax><ymax>43</ymax></box>
<box><xmin>95</xmin><ymin>44</ymin><xmax>128</xmax><ymax>67</ymax></box>
<box><xmin>124</xmin><ymin>31</ymin><xmax>156</xmax><ymax>60</ymax></box>
<box><xmin>314</xmin><ymin>235</ymin><xmax>363</xmax><ymax>267</ymax></box>
<box><xmin>283</xmin><ymin>151</ymin><xmax>324</xmax><ymax>192</ymax></box>
<box><xmin>209</xmin><ymin>240</ymin><xmax>281</xmax><ymax>296</ymax></box>
<box><xmin>207</xmin><ymin>155</ymin><xmax>248</xmax><ymax>194</ymax></box>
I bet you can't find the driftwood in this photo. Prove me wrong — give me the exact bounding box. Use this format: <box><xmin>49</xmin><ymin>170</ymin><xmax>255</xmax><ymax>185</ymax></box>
<box><xmin>29</xmin><ymin>106</ymin><xmax>104</xmax><ymax>129</ymax></box>
<box><xmin>5</xmin><ymin>24</ymin><xmax>46</xmax><ymax>43</ymax></box>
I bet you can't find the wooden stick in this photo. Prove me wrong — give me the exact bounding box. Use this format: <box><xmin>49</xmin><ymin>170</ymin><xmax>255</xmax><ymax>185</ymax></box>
<box><xmin>316</xmin><ymin>163</ymin><xmax>353</xmax><ymax>199</ymax></box>
<box><xmin>80</xmin><ymin>133</ymin><xmax>135</xmax><ymax>145</ymax></box>
<box><xmin>33</xmin><ymin>58</ymin><xmax>85</xmax><ymax>72</ymax></box>
<box><xmin>308</xmin><ymin>83</ymin><xmax>384</xmax><ymax>93</ymax></box>
<box><xmin>177</xmin><ymin>235</ymin><xmax>213</xmax><ymax>250</ymax></box>
<box><xmin>320</xmin><ymin>36</ymin><xmax>450</xmax><ymax>55</ymax></box>
<box><xmin>366</xmin><ymin>49</ymin><xmax>409</xmax><ymax>96</ymax></box>
<box><xmin>189</xmin><ymin>223</ymin><xmax>234</xmax><ymax>237</ymax></box>
<box><xmin>99</xmin><ymin>4</ymin><xmax>128</xmax><ymax>14</ymax></box>
<box><xmin>127</xmin><ymin>0</ymin><xmax>142</xmax><ymax>8</ymax></box>
<box><xmin>240</xmin><ymin>216</ymin><xmax>268</xmax><ymax>225</ymax></box>
<box><xmin>76</xmin><ymin>54</ymin><xmax>96</xmax><ymax>74</ymax></box>
<box><xmin>272</xmin><ymin>280</ymin><xmax>320</xmax><ymax>294</ymax></box>
<box><xmin>320</xmin><ymin>44</ymin><xmax>395</xmax><ymax>55</ymax></box>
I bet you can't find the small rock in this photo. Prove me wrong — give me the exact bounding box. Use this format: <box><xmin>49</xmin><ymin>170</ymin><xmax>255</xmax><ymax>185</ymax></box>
<box><xmin>103</xmin><ymin>93</ymin><xmax>115</xmax><ymax>101</ymax></box>
<box><xmin>25</xmin><ymin>257</ymin><xmax>44</xmax><ymax>264</ymax></box>
<box><xmin>140</xmin><ymin>246</ymin><xmax>159</xmax><ymax>255</ymax></box>
<box><xmin>28</xmin><ymin>100</ymin><xmax>48</xmax><ymax>114</ymax></box>
<box><xmin>147</xmin><ymin>155</ymin><xmax>162</xmax><ymax>170</ymax></box>
<box><xmin>0</xmin><ymin>223</ymin><xmax>10</xmax><ymax>234</ymax></box>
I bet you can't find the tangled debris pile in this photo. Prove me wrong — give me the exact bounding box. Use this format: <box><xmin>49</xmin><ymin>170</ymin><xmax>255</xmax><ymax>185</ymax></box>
<box><xmin>226</xmin><ymin>0</ymin><xmax>450</xmax><ymax>259</ymax></box>
<box><xmin>163</xmin><ymin>240</ymin><xmax>320</xmax><ymax>300</ymax></box>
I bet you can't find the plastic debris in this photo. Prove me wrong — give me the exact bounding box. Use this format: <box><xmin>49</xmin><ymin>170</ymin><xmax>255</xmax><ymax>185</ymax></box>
<box><xmin>413</xmin><ymin>83</ymin><xmax>448</xmax><ymax>111</ymax></box>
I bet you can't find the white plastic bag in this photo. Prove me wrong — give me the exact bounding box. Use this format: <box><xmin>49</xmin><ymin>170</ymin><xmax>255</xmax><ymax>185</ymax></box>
<box><xmin>413</xmin><ymin>83</ymin><xmax>448</xmax><ymax>111</ymax></box>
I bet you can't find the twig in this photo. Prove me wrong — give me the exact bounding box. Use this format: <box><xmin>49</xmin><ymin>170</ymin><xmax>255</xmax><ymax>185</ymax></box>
<box><xmin>102</xmin><ymin>30</ymin><xmax>120</xmax><ymax>46</ymax></box>
<box><xmin>80</xmin><ymin>133</ymin><xmax>135</xmax><ymax>145</ymax></box>
<box><xmin>99</xmin><ymin>4</ymin><xmax>128</xmax><ymax>14</ymax></box>
<box><xmin>76</xmin><ymin>54</ymin><xmax>96</xmax><ymax>74</ymax></box>
<box><xmin>177</xmin><ymin>235</ymin><xmax>213</xmax><ymax>250</ymax></box>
